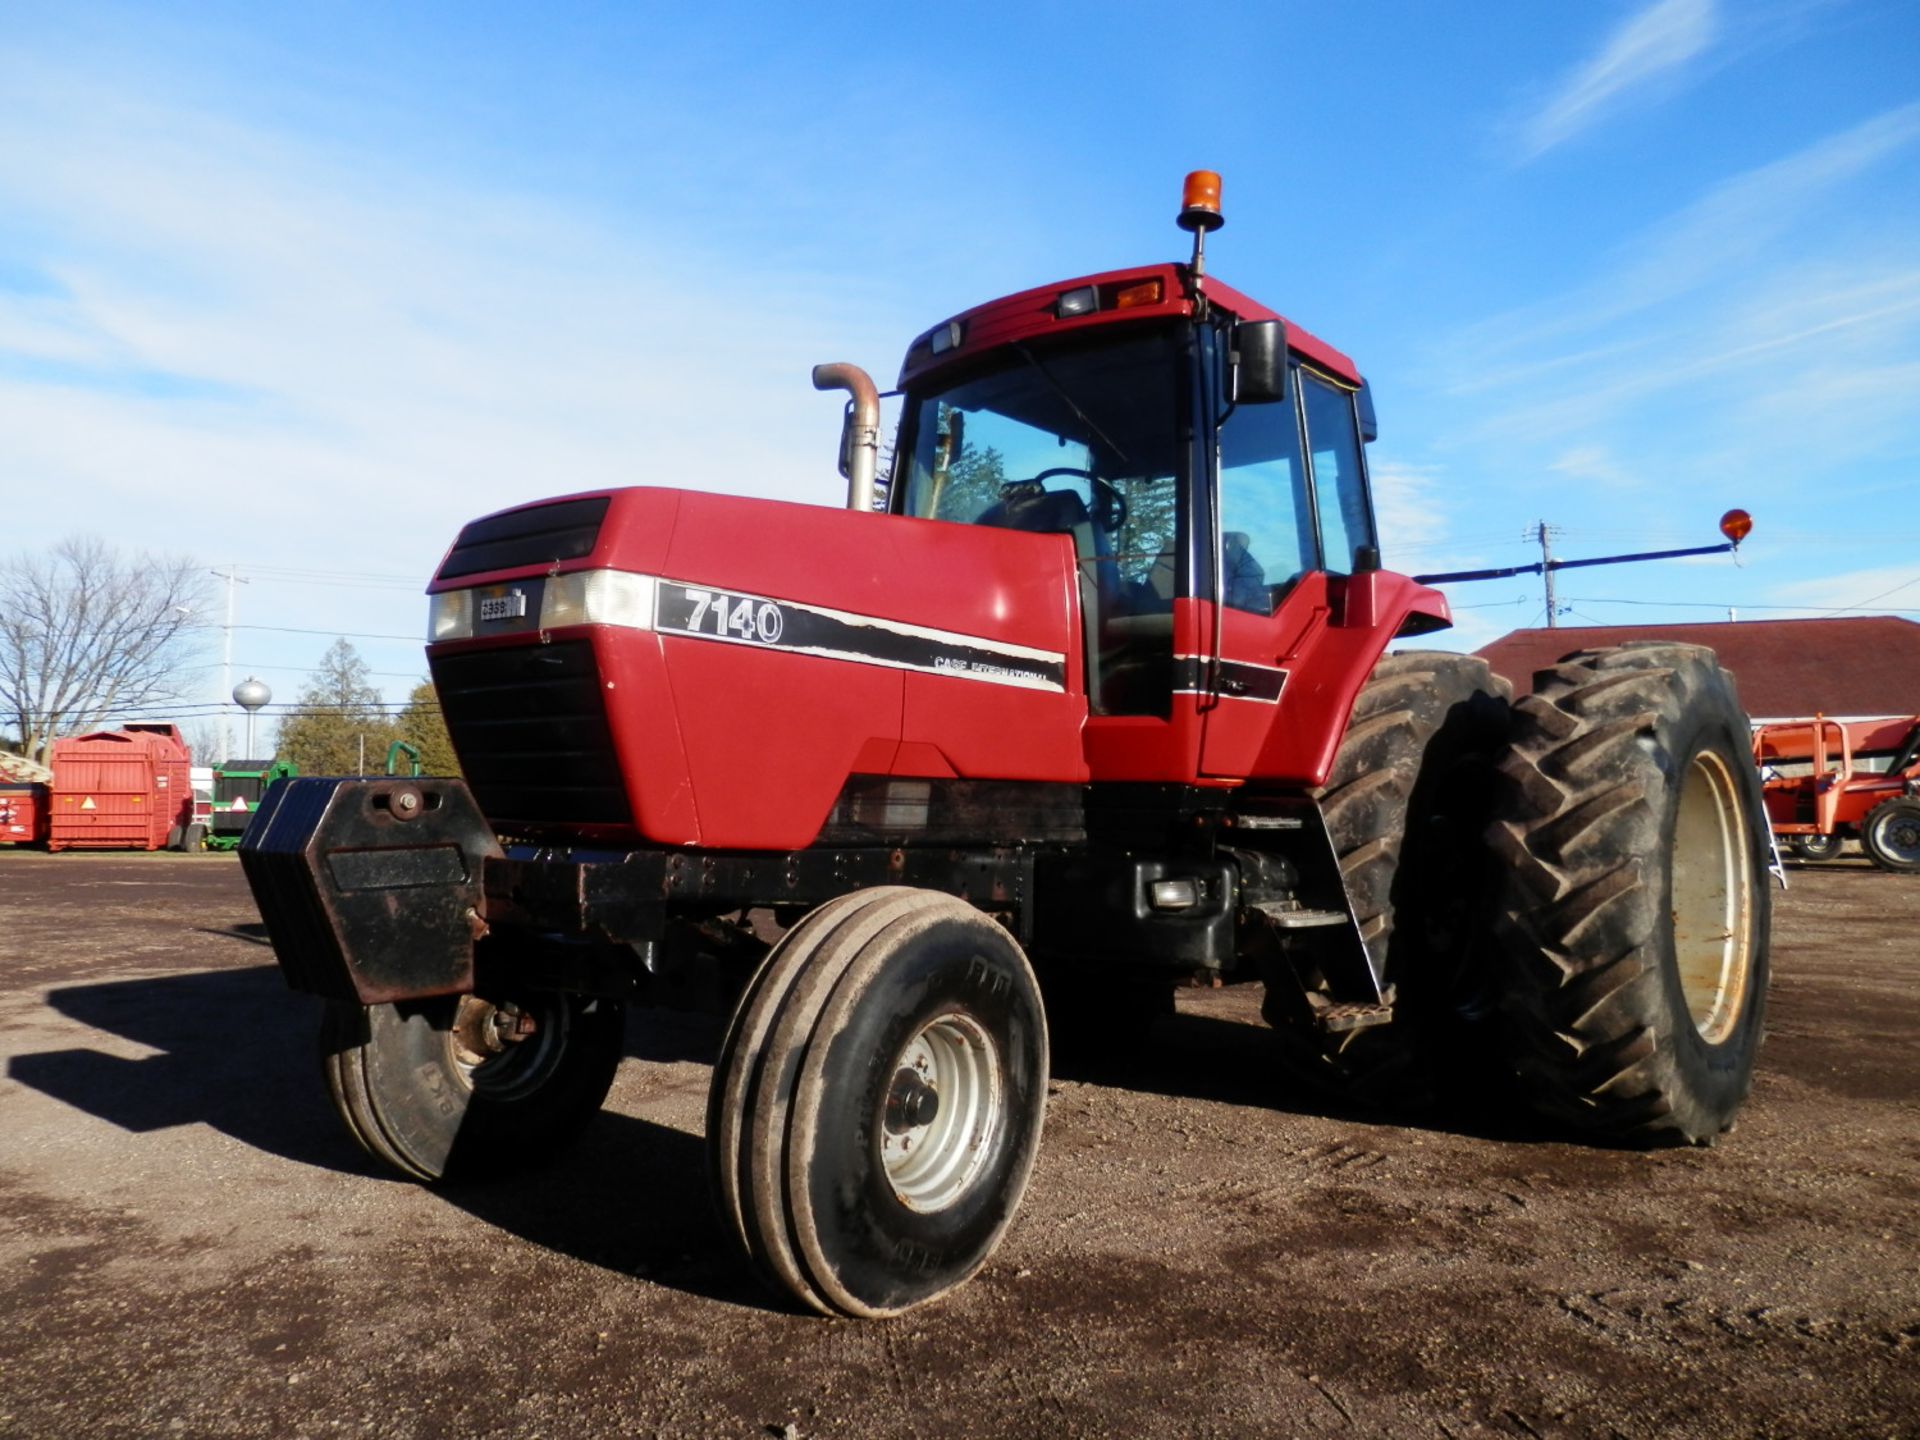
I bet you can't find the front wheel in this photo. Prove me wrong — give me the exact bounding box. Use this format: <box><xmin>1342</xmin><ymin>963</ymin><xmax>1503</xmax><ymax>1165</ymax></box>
<box><xmin>1788</xmin><ymin>833</ymin><xmax>1844</xmax><ymax>863</ymax></box>
<box><xmin>322</xmin><ymin>990</ymin><xmax>625</xmax><ymax>1182</ymax></box>
<box><xmin>708</xmin><ymin>888</ymin><xmax>1047</xmax><ymax>1317</ymax></box>
<box><xmin>1862</xmin><ymin>798</ymin><xmax>1920</xmax><ymax>873</ymax></box>
<box><xmin>1487</xmin><ymin>643</ymin><xmax>1771</xmax><ymax>1144</ymax></box>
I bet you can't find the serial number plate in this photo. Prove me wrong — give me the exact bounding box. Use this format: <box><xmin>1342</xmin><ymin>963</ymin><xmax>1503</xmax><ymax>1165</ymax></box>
<box><xmin>479</xmin><ymin>591</ymin><xmax>527</xmax><ymax>622</ymax></box>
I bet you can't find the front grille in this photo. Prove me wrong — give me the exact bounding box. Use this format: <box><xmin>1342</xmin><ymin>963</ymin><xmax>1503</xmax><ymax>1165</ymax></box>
<box><xmin>430</xmin><ymin>640</ymin><xmax>632</xmax><ymax>826</ymax></box>
<box><xmin>437</xmin><ymin>496</ymin><xmax>610</xmax><ymax>580</ymax></box>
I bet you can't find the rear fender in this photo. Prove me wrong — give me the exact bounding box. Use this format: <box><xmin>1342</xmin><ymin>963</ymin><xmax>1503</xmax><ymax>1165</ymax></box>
<box><xmin>1249</xmin><ymin>571</ymin><xmax>1452</xmax><ymax>788</ymax></box>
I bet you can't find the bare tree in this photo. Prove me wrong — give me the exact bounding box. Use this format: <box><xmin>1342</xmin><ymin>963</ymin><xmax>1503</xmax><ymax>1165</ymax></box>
<box><xmin>0</xmin><ymin>537</ymin><xmax>212</xmax><ymax>763</ymax></box>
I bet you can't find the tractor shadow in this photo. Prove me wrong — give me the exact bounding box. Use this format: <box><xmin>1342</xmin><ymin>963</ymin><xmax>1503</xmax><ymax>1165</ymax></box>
<box><xmin>1051</xmin><ymin>1003</ymin><xmax>1568</xmax><ymax>1147</ymax></box>
<box><xmin>6</xmin><ymin>967</ymin><xmax>780</xmax><ymax>1310</ymax></box>
<box><xmin>436</xmin><ymin>1005</ymin><xmax>777</xmax><ymax>1311</ymax></box>
<box><xmin>9</xmin><ymin>965</ymin><xmax>359</xmax><ymax>1171</ymax></box>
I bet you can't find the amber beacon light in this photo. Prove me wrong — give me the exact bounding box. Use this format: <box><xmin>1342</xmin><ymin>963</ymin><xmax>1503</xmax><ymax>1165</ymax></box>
<box><xmin>1718</xmin><ymin>508</ymin><xmax>1753</xmax><ymax>547</ymax></box>
<box><xmin>1178</xmin><ymin>170</ymin><xmax>1224</xmax><ymax>232</ymax></box>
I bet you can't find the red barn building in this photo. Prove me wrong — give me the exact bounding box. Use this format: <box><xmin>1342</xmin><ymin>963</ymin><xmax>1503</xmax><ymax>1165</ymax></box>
<box><xmin>1475</xmin><ymin>616</ymin><xmax>1920</xmax><ymax>723</ymax></box>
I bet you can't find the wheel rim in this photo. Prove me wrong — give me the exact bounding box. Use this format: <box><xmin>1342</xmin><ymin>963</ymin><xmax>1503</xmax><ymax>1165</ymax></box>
<box><xmin>1873</xmin><ymin>808</ymin><xmax>1920</xmax><ymax>864</ymax></box>
<box><xmin>446</xmin><ymin>995</ymin><xmax>570</xmax><ymax>1101</ymax></box>
<box><xmin>879</xmin><ymin>1012</ymin><xmax>1003</xmax><ymax>1213</ymax></box>
<box><xmin>1671</xmin><ymin>750</ymin><xmax>1757</xmax><ymax>1044</ymax></box>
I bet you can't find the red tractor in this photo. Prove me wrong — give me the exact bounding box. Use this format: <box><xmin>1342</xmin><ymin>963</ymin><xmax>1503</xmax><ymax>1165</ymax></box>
<box><xmin>1755</xmin><ymin>714</ymin><xmax>1920</xmax><ymax>870</ymax></box>
<box><xmin>242</xmin><ymin>174</ymin><xmax>1773</xmax><ymax>1317</ymax></box>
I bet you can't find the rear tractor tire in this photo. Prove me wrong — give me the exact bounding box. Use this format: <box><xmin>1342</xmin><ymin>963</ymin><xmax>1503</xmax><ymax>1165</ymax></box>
<box><xmin>1260</xmin><ymin>651</ymin><xmax>1511</xmax><ymax>1105</ymax></box>
<box><xmin>708</xmin><ymin>887</ymin><xmax>1047</xmax><ymax>1317</ymax></box>
<box><xmin>1488</xmin><ymin>643</ymin><xmax>1771</xmax><ymax>1144</ymax></box>
<box><xmin>321</xmin><ymin>990</ymin><xmax>625</xmax><ymax>1183</ymax></box>
<box><xmin>1861</xmin><ymin>798</ymin><xmax>1920</xmax><ymax>874</ymax></box>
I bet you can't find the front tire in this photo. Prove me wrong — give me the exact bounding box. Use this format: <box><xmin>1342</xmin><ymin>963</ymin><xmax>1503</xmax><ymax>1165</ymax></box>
<box><xmin>321</xmin><ymin>991</ymin><xmax>625</xmax><ymax>1182</ymax></box>
<box><xmin>1487</xmin><ymin>643</ymin><xmax>1771</xmax><ymax>1144</ymax></box>
<box><xmin>708</xmin><ymin>888</ymin><xmax>1047</xmax><ymax>1317</ymax></box>
<box><xmin>1861</xmin><ymin>798</ymin><xmax>1920</xmax><ymax>873</ymax></box>
<box><xmin>1788</xmin><ymin>832</ymin><xmax>1844</xmax><ymax>863</ymax></box>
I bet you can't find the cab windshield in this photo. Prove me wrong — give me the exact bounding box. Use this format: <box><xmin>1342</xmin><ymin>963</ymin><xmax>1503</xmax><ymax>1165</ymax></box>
<box><xmin>895</xmin><ymin>327</ymin><xmax>1187</xmax><ymax>715</ymax></box>
<box><xmin>896</xmin><ymin>328</ymin><xmax>1185</xmax><ymax>595</ymax></box>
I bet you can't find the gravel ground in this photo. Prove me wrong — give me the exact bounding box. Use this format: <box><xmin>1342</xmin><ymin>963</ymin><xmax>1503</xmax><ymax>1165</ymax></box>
<box><xmin>0</xmin><ymin>849</ymin><xmax>1915</xmax><ymax>1439</ymax></box>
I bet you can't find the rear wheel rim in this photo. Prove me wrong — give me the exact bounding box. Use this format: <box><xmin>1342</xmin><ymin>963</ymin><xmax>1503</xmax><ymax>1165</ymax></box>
<box><xmin>1874</xmin><ymin>809</ymin><xmax>1920</xmax><ymax>864</ymax></box>
<box><xmin>1671</xmin><ymin>750</ymin><xmax>1757</xmax><ymax>1044</ymax></box>
<box><xmin>880</xmin><ymin>1012</ymin><xmax>1003</xmax><ymax>1213</ymax></box>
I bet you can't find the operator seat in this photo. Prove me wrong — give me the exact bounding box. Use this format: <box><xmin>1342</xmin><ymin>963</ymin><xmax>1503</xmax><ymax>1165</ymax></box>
<box><xmin>977</xmin><ymin>484</ymin><xmax>1117</xmax><ymax>707</ymax></box>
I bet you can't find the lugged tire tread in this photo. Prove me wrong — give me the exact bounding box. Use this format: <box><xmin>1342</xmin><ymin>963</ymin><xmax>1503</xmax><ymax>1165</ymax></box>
<box><xmin>1487</xmin><ymin>644</ymin><xmax>1770</xmax><ymax>1144</ymax></box>
<box><xmin>1260</xmin><ymin>652</ymin><xmax>1511</xmax><ymax>1103</ymax></box>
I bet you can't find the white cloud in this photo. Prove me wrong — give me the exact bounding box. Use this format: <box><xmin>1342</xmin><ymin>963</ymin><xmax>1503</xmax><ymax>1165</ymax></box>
<box><xmin>1774</xmin><ymin>566</ymin><xmax>1920</xmax><ymax>613</ymax></box>
<box><xmin>0</xmin><ymin>65</ymin><xmax>939</xmax><ymax>708</ymax></box>
<box><xmin>1466</xmin><ymin>104</ymin><xmax>1920</xmax><ymax>372</ymax></box>
<box><xmin>1370</xmin><ymin>459</ymin><xmax>1450</xmax><ymax>557</ymax></box>
<box><xmin>0</xmin><ymin>71</ymin><xmax>909</xmax><ymax>584</ymax></box>
<box><xmin>1547</xmin><ymin>445</ymin><xmax>1637</xmax><ymax>491</ymax></box>
<box><xmin>1433</xmin><ymin>106</ymin><xmax>1920</xmax><ymax>504</ymax></box>
<box><xmin>1519</xmin><ymin>0</ymin><xmax>1718</xmax><ymax>159</ymax></box>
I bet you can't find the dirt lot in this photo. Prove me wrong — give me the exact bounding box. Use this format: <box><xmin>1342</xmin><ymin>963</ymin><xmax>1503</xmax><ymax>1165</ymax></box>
<box><xmin>0</xmin><ymin>850</ymin><xmax>1914</xmax><ymax>1439</ymax></box>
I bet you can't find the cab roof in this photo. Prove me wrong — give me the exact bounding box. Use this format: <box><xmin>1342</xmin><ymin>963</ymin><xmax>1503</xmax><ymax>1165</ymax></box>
<box><xmin>896</xmin><ymin>261</ymin><xmax>1360</xmax><ymax>390</ymax></box>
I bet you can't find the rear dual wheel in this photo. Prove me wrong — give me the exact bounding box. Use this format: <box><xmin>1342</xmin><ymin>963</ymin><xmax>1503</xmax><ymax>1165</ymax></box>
<box><xmin>709</xmin><ymin>887</ymin><xmax>1047</xmax><ymax>1317</ymax></box>
<box><xmin>1488</xmin><ymin>644</ymin><xmax>1771</xmax><ymax>1144</ymax></box>
<box><xmin>321</xmin><ymin>990</ymin><xmax>625</xmax><ymax>1182</ymax></box>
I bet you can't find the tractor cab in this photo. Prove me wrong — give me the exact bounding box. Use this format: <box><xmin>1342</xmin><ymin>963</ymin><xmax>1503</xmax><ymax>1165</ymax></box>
<box><xmin>857</xmin><ymin>177</ymin><xmax>1448</xmax><ymax>789</ymax></box>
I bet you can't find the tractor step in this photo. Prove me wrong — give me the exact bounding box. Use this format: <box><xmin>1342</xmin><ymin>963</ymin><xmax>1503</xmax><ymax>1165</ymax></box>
<box><xmin>1251</xmin><ymin>902</ymin><xmax>1348</xmax><ymax>929</ymax></box>
<box><xmin>1315</xmin><ymin>1001</ymin><xmax>1394</xmax><ymax>1034</ymax></box>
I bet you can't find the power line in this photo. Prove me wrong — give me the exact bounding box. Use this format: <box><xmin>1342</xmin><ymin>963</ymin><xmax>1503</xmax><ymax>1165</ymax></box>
<box><xmin>176</xmin><ymin>660</ymin><xmax>428</xmax><ymax>680</ymax></box>
<box><xmin>232</xmin><ymin>623</ymin><xmax>424</xmax><ymax>641</ymax></box>
<box><xmin>1565</xmin><ymin>595</ymin><xmax>1920</xmax><ymax>616</ymax></box>
<box><xmin>1828</xmin><ymin>572</ymin><xmax>1920</xmax><ymax>614</ymax></box>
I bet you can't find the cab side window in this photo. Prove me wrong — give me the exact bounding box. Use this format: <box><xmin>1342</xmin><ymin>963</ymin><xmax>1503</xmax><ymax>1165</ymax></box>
<box><xmin>1301</xmin><ymin>375</ymin><xmax>1375</xmax><ymax>575</ymax></box>
<box><xmin>1217</xmin><ymin>391</ymin><xmax>1316</xmax><ymax>615</ymax></box>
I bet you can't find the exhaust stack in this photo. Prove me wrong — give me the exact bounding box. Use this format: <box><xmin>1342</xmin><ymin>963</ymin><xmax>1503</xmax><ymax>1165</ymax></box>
<box><xmin>812</xmin><ymin>362</ymin><xmax>882</xmax><ymax>511</ymax></box>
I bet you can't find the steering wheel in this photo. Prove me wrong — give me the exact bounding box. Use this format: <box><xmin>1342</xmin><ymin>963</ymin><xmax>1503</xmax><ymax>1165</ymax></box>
<box><xmin>1011</xmin><ymin>467</ymin><xmax>1128</xmax><ymax>533</ymax></box>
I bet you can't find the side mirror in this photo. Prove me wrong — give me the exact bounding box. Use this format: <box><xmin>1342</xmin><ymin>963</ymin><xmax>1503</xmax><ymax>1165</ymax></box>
<box><xmin>1231</xmin><ymin>320</ymin><xmax>1289</xmax><ymax>405</ymax></box>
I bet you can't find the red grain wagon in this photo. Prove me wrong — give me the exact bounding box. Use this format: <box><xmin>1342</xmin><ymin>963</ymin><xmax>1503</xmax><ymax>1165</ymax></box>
<box><xmin>47</xmin><ymin>724</ymin><xmax>194</xmax><ymax>852</ymax></box>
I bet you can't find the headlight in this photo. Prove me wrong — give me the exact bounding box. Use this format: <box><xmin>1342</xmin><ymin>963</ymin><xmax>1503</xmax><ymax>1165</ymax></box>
<box><xmin>539</xmin><ymin>570</ymin><xmax>656</xmax><ymax>631</ymax></box>
<box><xmin>427</xmin><ymin>590</ymin><xmax>472</xmax><ymax>642</ymax></box>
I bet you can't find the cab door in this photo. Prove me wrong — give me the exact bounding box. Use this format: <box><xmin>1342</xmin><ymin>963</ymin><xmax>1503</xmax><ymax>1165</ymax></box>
<box><xmin>1199</xmin><ymin>361</ymin><xmax>1380</xmax><ymax>786</ymax></box>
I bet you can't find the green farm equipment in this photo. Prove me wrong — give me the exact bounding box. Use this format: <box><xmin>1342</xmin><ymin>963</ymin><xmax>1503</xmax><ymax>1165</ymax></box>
<box><xmin>206</xmin><ymin>758</ymin><xmax>299</xmax><ymax>851</ymax></box>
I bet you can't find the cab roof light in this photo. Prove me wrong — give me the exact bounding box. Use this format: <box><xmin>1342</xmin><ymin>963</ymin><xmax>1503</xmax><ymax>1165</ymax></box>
<box><xmin>1056</xmin><ymin>285</ymin><xmax>1098</xmax><ymax>318</ymax></box>
<box><xmin>1111</xmin><ymin>278</ymin><xmax>1164</xmax><ymax>310</ymax></box>
<box><xmin>928</xmin><ymin>320</ymin><xmax>964</xmax><ymax>355</ymax></box>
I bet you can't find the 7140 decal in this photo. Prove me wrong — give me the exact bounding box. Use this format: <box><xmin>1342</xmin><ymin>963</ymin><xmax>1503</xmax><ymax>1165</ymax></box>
<box><xmin>660</xmin><ymin>586</ymin><xmax>786</xmax><ymax>645</ymax></box>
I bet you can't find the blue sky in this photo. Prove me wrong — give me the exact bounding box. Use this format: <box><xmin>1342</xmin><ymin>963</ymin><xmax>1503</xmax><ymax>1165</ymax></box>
<box><xmin>3</xmin><ymin>0</ymin><xmax>1917</xmax><ymax>746</ymax></box>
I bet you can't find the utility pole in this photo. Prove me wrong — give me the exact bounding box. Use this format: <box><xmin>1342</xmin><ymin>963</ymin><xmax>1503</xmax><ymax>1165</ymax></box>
<box><xmin>1536</xmin><ymin>522</ymin><xmax>1559</xmax><ymax>628</ymax></box>
<box><xmin>209</xmin><ymin>566</ymin><xmax>249</xmax><ymax>765</ymax></box>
